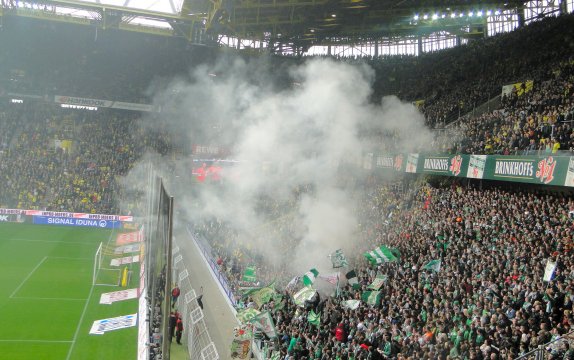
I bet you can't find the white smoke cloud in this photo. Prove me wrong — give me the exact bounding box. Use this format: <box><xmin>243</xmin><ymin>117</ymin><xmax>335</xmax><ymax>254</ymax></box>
<box><xmin>136</xmin><ymin>56</ymin><xmax>433</xmax><ymax>278</ymax></box>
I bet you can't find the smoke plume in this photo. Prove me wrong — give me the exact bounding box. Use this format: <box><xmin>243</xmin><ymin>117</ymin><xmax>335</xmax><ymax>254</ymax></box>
<box><xmin>134</xmin><ymin>55</ymin><xmax>433</xmax><ymax>279</ymax></box>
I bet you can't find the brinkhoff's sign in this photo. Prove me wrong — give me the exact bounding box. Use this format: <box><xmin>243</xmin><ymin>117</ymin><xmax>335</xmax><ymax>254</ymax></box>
<box><xmin>54</xmin><ymin>95</ymin><xmax>154</xmax><ymax>112</ymax></box>
<box><xmin>494</xmin><ymin>160</ymin><xmax>535</xmax><ymax>178</ymax></box>
<box><xmin>423</xmin><ymin>157</ymin><xmax>450</xmax><ymax>172</ymax></box>
<box><xmin>55</xmin><ymin>95</ymin><xmax>112</xmax><ymax>107</ymax></box>
<box><xmin>33</xmin><ymin>216</ymin><xmax>121</xmax><ymax>228</ymax></box>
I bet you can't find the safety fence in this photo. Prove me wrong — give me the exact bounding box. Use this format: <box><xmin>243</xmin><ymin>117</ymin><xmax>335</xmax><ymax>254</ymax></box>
<box><xmin>185</xmin><ymin>226</ymin><xmax>270</xmax><ymax>360</ymax></box>
<box><xmin>186</xmin><ymin>226</ymin><xmax>238</xmax><ymax>308</ymax></box>
<box><xmin>514</xmin><ymin>330</ymin><xmax>574</xmax><ymax>360</ymax></box>
<box><xmin>172</xmin><ymin>239</ymin><xmax>219</xmax><ymax>360</ymax></box>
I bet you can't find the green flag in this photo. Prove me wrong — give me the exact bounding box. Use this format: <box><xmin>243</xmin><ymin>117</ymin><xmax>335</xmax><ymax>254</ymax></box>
<box><xmin>302</xmin><ymin>268</ymin><xmax>319</xmax><ymax>286</ymax></box>
<box><xmin>330</xmin><ymin>249</ymin><xmax>349</xmax><ymax>268</ymax></box>
<box><xmin>241</xmin><ymin>285</ymin><xmax>263</xmax><ymax>297</ymax></box>
<box><xmin>423</xmin><ymin>259</ymin><xmax>442</xmax><ymax>272</ymax></box>
<box><xmin>345</xmin><ymin>269</ymin><xmax>360</xmax><ymax>289</ymax></box>
<box><xmin>367</xmin><ymin>274</ymin><xmax>387</xmax><ymax>290</ymax></box>
<box><xmin>272</xmin><ymin>293</ymin><xmax>284</xmax><ymax>310</ymax></box>
<box><xmin>236</xmin><ymin>308</ymin><xmax>261</xmax><ymax>323</ymax></box>
<box><xmin>242</xmin><ymin>266</ymin><xmax>257</xmax><ymax>282</ymax></box>
<box><xmin>307</xmin><ymin>310</ymin><xmax>321</xmax><ymax>326</ymax></box>
<box><xmin>361</xmin><ymin>290</ymin><xmax>382</xmax><ymax>306</ymax></box>
<box><xmin>250</xmin><ymin>283</ymin><xmax>276</xmax><ymax>308</ymax></box>
<box><xmin>251</xmin><ymin>311</ymin><xmax>277</xmax><ymax>338</ymax></box>
<box><xmin>364</xmin><ymin>245</ymin><xmax>398</xmax><ymax>265</ymax></box>
<box><xmin>233</xmin><ymin>324</ymin><xmax>254</xmax><ymax>340</ymax></box>
<box><xmin>342</xmin><ymin>299</ymin><xmax>361</xmax><ymax>310</ymax></box>
<box><xmin>293</xmin><ymin>287</ymin><xmax>317</xmax><ymax>307</ymax></box>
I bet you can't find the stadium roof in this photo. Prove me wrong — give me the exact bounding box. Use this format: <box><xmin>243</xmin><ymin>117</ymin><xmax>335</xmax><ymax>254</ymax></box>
<box><xmin>75</xmin><ymin>0</ymin><xmax>184</xmax><ymax>15</ymax></box>
<box><xmin>1</xmin><ymin>0</ymin><xmax>535</xmax><ymax>51</ymax></box>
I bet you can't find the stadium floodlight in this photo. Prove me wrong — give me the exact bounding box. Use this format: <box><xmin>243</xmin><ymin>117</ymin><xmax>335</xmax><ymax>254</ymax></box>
<box><xmin>477</xmin><ymin>10</ymin><xmax>483</xmax><ymax>17</ymax></box>
<box><xmin>423</xmin><ymin>14</ymin><xmax>428</xmax><ymax>19</ymax></box>
<box><xmin>413</xmin><ymin>14</ymin><xmax>419</xmax><ymax>20</ymax></box>
<box><xmin>459</xmin><ymin>13</ymin><xmax>464</xmax><ymax>18</ymax></box>
<box><xmin>487</xmin><ymin>10</ymin><xmax>492</xmax><ymax>16</ymax></box>
<box><xmin>441</xmin><ymin>13</ymin><xmax>446</xmax><ymax>18</ymax></box>
<box><xmin>432</xmin><ymin>13</ymin><xmax>438</xmax><ymax>20</ymax></box>
<box><xmin>468</xmin><ymin>11</ymin><xmax>474</xmax><ymax>16</ymax></box>
<box><xmin>450</xmin><ymin>12</ymin><xmax>456</xmax><ymax>18</ymax></box>
<box><xmin>494</xmin><ymin>10</ymin><xmax>500</xmax><ymax>15</ymax></box>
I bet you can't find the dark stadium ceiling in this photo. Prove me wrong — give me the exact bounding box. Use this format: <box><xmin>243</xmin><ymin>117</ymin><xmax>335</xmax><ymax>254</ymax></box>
<box><xmin>2</xmin><ymin>0</ymin><xmax>526</xmax><ymax>50</ymax></box>
<box><xmin>186</xmin><ymin>0</ymin><xmax>526</xmax><ymax>47</ymax></box>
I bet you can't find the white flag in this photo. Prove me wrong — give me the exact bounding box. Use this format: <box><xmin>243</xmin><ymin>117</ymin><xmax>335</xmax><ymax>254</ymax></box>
<box><xmin>543</xmin><ymin>260</ymin><xmax>556</xmax><ymax>282</ymax></box>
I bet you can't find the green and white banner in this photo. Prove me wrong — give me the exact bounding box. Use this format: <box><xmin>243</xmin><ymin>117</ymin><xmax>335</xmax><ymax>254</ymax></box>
<box><xmin>364</xmin><ymin>245</ymin><xmax>398</xmax><ymax>265</ymax></box>
<box><xmin>236</xmin><ymin>308</ymin><xmax>261</xmax><ymax>323</ymax></box>
<box><xmin>251</xmin><ymin>311</ymin><xmax>277</xmax><ymax>338</ymax></box>
<box><xmin>345</xmin><ymin>269</ymin><xmax>360</xmax><ymax>289</ymax></box>
<box><xmin>422</xmin><ymin>259</ymin><xmax>442</xmax><ymax>272</ymax></box>
<box><xmin>369</xmin><ymin>153</ymin><xmax>574</xmax><ymax>188</ymax></box>
<box><xmin>303</xmin><ymin>268</ymin><xmax>319</xmax><ymax>286</ymax></box>
<box><xmin>361</xmin><ymin>291</ymin><xmax>382</xmax><ymax>306</ymax></box>
<box><xmin>242</xmin><ymin>266</ymin><xmax>257</xmax><ymax>282</ymax></box>
<box><xmin>330</xmin><ymin>249</ymin><xmax>349</xmax><ymax>268</ymax></box>
<box><xmin>307</xmin><ymin>310</ymin><xmax>321</xmax><ymax>326</ymax></box>
<box><xmin>342</xmin><ymin>299</ymin><xmax>361</xmax><ymax>310</ymax></box>
<box><xmin>367</xmin><ymin>274</ymin><xmax>387</xmax><ymax>290</ymax></box>
<box><xmin>293</xmin><ymin>287</ymin><xmax>317</xmax><ymax>307</ymax></box>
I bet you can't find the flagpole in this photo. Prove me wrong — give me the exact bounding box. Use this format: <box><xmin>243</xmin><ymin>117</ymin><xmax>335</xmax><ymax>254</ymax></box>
<box><xmin>248</xmin><ymin>324</ymin><xmax>255</xmax><ymax>360</ymax></box>
<box><xmin>335</xmin><ymin>273</ymin><xmax>340</xmax><ymax>299</ymax></box>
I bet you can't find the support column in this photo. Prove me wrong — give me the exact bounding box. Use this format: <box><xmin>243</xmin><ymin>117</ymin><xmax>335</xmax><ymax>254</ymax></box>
<box><xmin>417</xmin><ymin>35</ymin><xmax>423</xmax><ymax>55</ymax></box>
<box><xmin>559</xmin><ymin>0</ymin><xmax>568</xmax><ymax>14</ymax></box>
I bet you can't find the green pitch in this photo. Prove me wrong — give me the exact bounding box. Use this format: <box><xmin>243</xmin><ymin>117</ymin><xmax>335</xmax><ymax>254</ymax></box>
<box><xmin>0</xmin><ymin>223</ymin><xmax>139</xmax><ymax>360</ymax></box>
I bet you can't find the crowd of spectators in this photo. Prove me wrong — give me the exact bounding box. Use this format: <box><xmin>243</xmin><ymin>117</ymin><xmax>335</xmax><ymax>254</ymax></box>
<box><xmin>371</xmin><ymin>13</ymin><xmax>574</xmax><ymax>128</ymax></box>
<box><xmin>1</xmin><ymin>11</ymin><xmax>574</xmax><ymax>360</ymax></box>
<box><xmin>304</xmin><ymin>14</ymin><xmax>574</xmax><ymax>129</ymax></box>
<box><xmin>432</xmin><ymin>59</ymin><xmax>574</xmax><ymax>155</ymax></box>
<box><xmin>196</xmin><ymin>179</ymin><xmax>574</xmax><ymax>360</ymax></box>
<box><xmin>0</xmin><ymin>102</ymin><xmax>173</xmax><ymax>214</ymax></box>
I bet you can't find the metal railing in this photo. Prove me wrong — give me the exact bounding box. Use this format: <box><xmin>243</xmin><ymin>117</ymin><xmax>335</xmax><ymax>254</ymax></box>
<box><xmin>186</xmin><ymin>226</ymin><xmax>237</xmax><ymax>308</ymax></box>
<box><xmin>171</xmin><ymin>241</ymin><xmax>219</xmax><ymax>360</ymax></box>
<box><xmin>514</xmin><ymin>330</ymin><xmax>574</xmax><ymax>360</ymax></box>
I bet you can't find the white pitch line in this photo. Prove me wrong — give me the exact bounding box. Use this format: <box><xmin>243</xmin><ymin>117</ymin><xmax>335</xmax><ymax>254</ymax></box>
<box><xmin>9</xmin><ymin>256</ymin><xmax>48</xmax><ymax>298</ymax></box>
<box><xmin>66</xmin><ymin>229</ymin><xmax>116</xmax><ymax>360</ymax></box>
<box><xmin>8</xmin><ymin>238</ymin><xmax>95</xmax><ymax>245</ymax></box>
<box><xmin>65</xmin><ymin>285</ymin><xmax>96</xmax><ymax>360</ymax></box>
<box><xmin>48</xmin><ymin>256</ymin><xmax>91</xmax><ymax>260</ymax></box>
<box><xmin>11</xmin><ymin>296</ymin><xmax>88</xmax><ymax>301</ymax></box>
<box><xmin>0</xmin><ymin>339</ymin><xmax>73</xmax><ymax>343</ymax></box>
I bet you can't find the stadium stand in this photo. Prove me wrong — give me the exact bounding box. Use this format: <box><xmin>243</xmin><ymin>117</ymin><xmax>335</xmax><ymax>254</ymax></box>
<box><xmin>433</xmin><ymin>60</ymin><xmax>574</xmax><ymax>155</ymax></box>
<box><xmin>1</xmin><ymin>8</ymin><xmax>574</xmax><ymax>360</ymax></box>
<box><xmin>194</xmin><ymin>180</ymin><xmax>574</xmax><ymax>360</ymax></box>
<box><xmin>0</xmin><ymin>102</ymin><xmax>175</xmax><ymax>214</ymax></box>
<box><xmin>371</xmin><ymin>14</ymin><xmax>574</xmax><ymax>128</ymax></box>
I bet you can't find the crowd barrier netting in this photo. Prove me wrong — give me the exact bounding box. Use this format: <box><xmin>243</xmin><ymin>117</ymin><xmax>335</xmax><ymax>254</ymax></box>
<box><xmin>172</xmin><ymin>238</ymin><xmax>219</xmax><ymax>360</ymax></box>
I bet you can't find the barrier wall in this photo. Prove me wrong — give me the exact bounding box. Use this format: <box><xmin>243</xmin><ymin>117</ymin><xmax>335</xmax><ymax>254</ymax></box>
<box><xmin>187</xmin><ymin>226</ymin><xmax>237</xmax><ymax>308</ymax></box>
<box><xmin>367</xmin><ymin>153</ymin><xmax>574</xmax><ymax>187</ymax></box>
